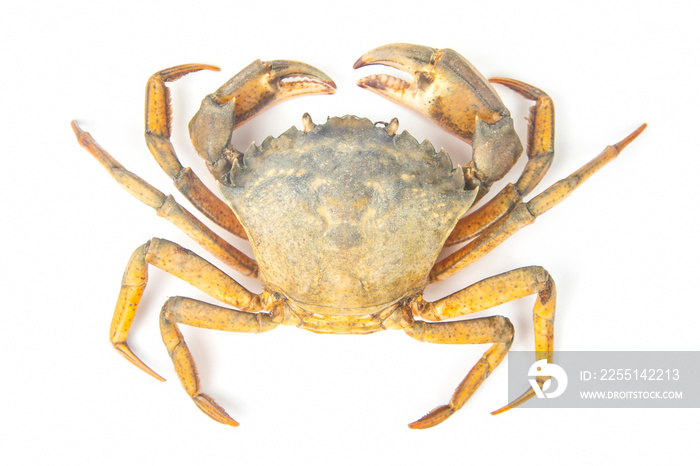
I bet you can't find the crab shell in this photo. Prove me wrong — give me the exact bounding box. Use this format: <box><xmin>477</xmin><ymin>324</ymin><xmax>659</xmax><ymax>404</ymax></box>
<box><xmin>220</xmin><ymin>116</ymin><xmax>478</xmax><ymax>315</ymax></box>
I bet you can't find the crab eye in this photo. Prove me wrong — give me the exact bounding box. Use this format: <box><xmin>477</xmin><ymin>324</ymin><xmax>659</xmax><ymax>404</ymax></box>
<box><xmin>373</xmin><ymin>118</ymin><xmax>400</xmax><ymax>136</ymax></box>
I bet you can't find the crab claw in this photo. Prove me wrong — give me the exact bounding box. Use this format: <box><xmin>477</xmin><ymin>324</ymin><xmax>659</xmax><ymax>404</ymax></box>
<box><xmin>189</xmin><ymin>59</ymin><xmax>336</xmax><ymax>166</ymax></box>
<box><xmin>355</xmin><ymin>43</ymin><xmax>523</xmax><ymax>188</ymax></box>
<box><xmin>355</xmin><ymin>44</ymin><xmax>511</xmax><ymax>143</ymax></box>
<box><xmin>208</xmin><ymin>59</ymin><xmax>335</xmax><ymax>128</ymax></box>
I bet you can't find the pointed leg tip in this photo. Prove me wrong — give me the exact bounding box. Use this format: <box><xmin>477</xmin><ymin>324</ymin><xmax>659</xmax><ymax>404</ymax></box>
<box><xmin>193</xmin><ymin>394</ymin><xmax>239</xmax><ymax>427</ymax></box>
<box><xmin>114</xmin><ymin>342</ymin><xmax>166</xmax><ymax>382</ymax></box>
<box><xmin>614</xmin><ymin>123</ymin><xmax>647</xmax><ymax>152</ymax></box>
<box><xmin>490</xmin><ymin>405</ymin><xmax>510</xmax><ymax>415</ymax></box>
<box><xmin>408</xmin><ymin>417</ymin><xmax>434</xmax><ymax>430</ymax></box>
<box><xmin>216</xmin><ymin>413</ymin><xmax>240</xmax><ymax>427</ymax></box>
<box><xmin>155</xmin><ymin>63</ymin><xmax>221</xmax><ymax>82</ymax></box>
<box><xmin>491</xmin><ymin>387</ymin><xmax>537</xmax><ymax>415</ymax></box>
<box><xmin>489</xmin><ymin>77</ymin><xmax>546</xmax><ymax>100</ymax></box>
<box><xmin>182</xmin><ymin>64</ymin><xmax>220</xmax><ymax>73</ymax></box>
<box><xmin>70</xmin><ymin>120</ymin><xmax>84</xmax><ymax>139</ymax></box>
<box><xmin>407</xmin><ymin>405</ymin><xmax>454</xmax><ymax>429</ymax></box>
<box><xmin>71</xmin><ymin>119</ymin><xmax>90</xmax><ymax>139</ymax></box>
<box><xmin>71</xmin><ymin>120</ymin><xmax>98</xmax><ymax>150</ymax></box>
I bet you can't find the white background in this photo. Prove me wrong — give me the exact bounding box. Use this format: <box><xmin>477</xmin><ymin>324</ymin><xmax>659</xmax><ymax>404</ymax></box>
<box><xmin>2</xmin><ymin>1</ymin><xmax>698</xmax><ymax>464</ymax></box>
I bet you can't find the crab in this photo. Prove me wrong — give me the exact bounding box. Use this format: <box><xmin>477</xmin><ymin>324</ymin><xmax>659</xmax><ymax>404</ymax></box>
<box><xmin>72</xmin><ymin>43</ymin><xmax>645</xmax><ymax>429</ymax></box>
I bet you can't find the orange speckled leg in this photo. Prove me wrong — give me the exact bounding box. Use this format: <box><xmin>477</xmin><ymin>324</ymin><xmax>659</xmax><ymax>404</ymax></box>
<box><xmin>72</xmin><ymin>121</ymin><xmax>257</xmax><ymax>277</ymax></box>
<box><xmin>406</xmin><ymin>266</ymin><xmax>556</xmax><ymax>428</ymax></box>
<box><xmin>144</xmin><ymin>64</ymin><xmax>249</xmax><ymax>239</ymax></box>
<box><xmin>403</xmin><ymin>315</ymin><xmax>514</xmax><ymax>429</ymax></box>
<box><xmin>446</xmin><ymin>79</ymin><xmax>555</xmax><ymax>246</ymax></box>
<box><xmin>110</xmin><ymin>237</ymin><xmax>260</xmax><ymax>382</ymax></box>
<box><xmin>492</xmin><ymin>78</ymin><xmax>556</xmax><ymax>198</ymax></box>
<box><xmin>160</xmin><ymin>296</ymin><xmax>279</xmax><ymax>426</ymax></box>
<box><xmin>432</xmin><ymin>123</ymin><xmax>647</xmax><ymax>282</ymax></box>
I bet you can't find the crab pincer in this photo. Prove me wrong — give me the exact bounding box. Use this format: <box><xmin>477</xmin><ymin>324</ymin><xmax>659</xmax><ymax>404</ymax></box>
<box><xmin>189</xmin><ymin>60</ymin><xmax>336</xmax><ymax>170</ymax></box>
<box><xmin>355</xmin><ymin>43</ymin><xmax>523</xmax><ymax>192</ymax></box>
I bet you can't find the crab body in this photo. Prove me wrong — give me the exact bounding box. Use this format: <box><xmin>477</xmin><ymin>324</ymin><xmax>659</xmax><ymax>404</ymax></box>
<box><xmin>224</xmin><ymin>116</ymin><xmax>475</xmax><ymax>321</ymax></box>
<box><xmin>72</xmin><ymin>43</ymin><xmax>645</xmax><ymax>429</ymax></box>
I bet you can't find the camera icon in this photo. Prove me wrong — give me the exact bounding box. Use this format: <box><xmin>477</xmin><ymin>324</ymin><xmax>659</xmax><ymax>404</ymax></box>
<box><xmin>528</xmin><ymin>359</ymin><xmax>568</xmax><ymax>399</ymax></box>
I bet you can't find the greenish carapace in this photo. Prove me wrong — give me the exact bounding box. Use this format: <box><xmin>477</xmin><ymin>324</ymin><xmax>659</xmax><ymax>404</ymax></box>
<box><xmin>221</xmin><ymin>116</ymin><xmax>477</xmax><ymax>312</ymax></box>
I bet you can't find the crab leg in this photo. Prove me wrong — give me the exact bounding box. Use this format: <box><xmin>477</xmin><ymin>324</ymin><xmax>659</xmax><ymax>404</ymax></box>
<box><xmin>444</xmin><ymin>183</ymin><xmax>523</xmax><ymax>247</ymax></box>
<box><xmin>109</xmin><ymin>237</ymin><xmax>262</xmax><ymax>381</ymax></box>
<box><xmin>403</xmin><ymin>315</ymin><xmax>514</xmax><ymax>429</ymax></box>
<box><xmin>160</xmin><ymin>296</ymin><xmax>279</xmax><ymax>426</ymax></box>
<box><xmin>446</xmin><ymin>79</ymin><xmax>555</xmax><ymax>246</ymax></box>
<box><xmin>430</xmin><ymin>124</ymin><xmax>647</xmax><ymax>282</ymax></box>
<box><xmin>495</xmin><ymin>78</ymin><xmax>556</xmax><ymax>197</ymax></box>
<box><xmin>144</xmin><ymin>64</ymin><xmax>248</xmax><ymax>238</ymax></box>
<box><xmin>354</xmin><ymin>43</ymin><xmax>523</xmax><ymax>198</ymax></box>
<box><xmin>406</xmin><ymin>266</ymin><xmax>555</xmax><ymax>428</ymax></box>
<box><xmin>72</xmin><ymin>121</ymin><xmax>257</xmax><ymax>276</ymax></box>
